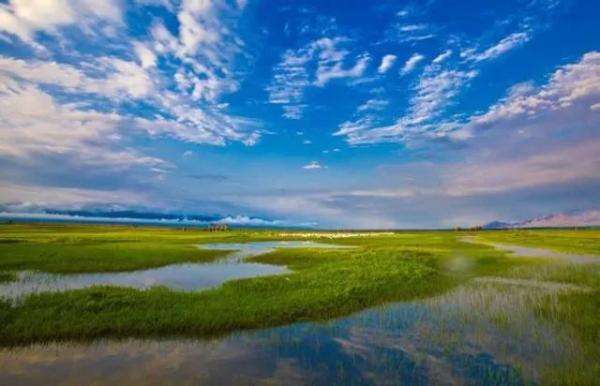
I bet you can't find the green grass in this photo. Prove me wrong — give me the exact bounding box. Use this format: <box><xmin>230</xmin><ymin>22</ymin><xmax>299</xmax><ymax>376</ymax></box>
<box><xmin>0</xmin><ymin>248</ymin><xmax>455</xmax><ymax>345</ymax></box>
<box><xmin>472</xmin><ymin>228</ymin><xmax>600</xmax><ymax>255</ymax></box>
<box><xmin>469</xmin><ymin>229</ymin><xmax>600</xmax><ymax>385</ymax></box>
<box><xmin>0</xmin><ymin>271</ymin><xmax>16</xmax><ymax>283</ymax></box>
<box><xmin>0</xmin><ymin>224</ymin><xmax>519</xmax><ymax>345</ymax></box>
<box><xmin>0</xmin><ymin>241</ymin><xmax>228</xmax><ymax>273</ymax></box>
<box><xmin>0</xmin><ymin>223</ymin><xmax>598</xmax><ymax>373</ymax></box>
<box><xmin>0</xmin><ymin>224</ymin><xmax>243</xmax><ymax>273</ymax></box>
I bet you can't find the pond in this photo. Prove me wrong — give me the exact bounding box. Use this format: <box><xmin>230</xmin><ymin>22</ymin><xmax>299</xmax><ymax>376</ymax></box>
<box><xmin>0</xmin><ymin>241</ymin><xmax>350</xmax><ymax>301</ymax></box>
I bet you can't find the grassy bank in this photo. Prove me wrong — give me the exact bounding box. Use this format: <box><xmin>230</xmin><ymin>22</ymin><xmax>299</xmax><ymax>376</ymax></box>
<box><xmin>473</xmin><ymin>228</ymin><xmax>600</xmax><ymax>255</ymax></box>
<box><xmin>0</xmin><ymin>224</ymin><xmax>241</xmax><ymax>273</ymax></box>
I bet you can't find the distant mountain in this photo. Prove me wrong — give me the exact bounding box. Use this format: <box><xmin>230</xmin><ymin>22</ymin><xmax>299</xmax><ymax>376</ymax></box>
<box><xmin>482</xmin><ymin>221</ymin><xmax>517</xmax><ymax>229</ymax></box>
<box><xmin>484</xmin><ymin>210</ymin><xmax>600</xmax><ymax>229</ymax></box>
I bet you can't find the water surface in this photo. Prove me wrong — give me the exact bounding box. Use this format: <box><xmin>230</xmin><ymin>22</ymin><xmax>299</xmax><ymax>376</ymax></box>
<box><xmin>0</xmin><ymin>279</ymin><xmax>585</xmax><ymax>385</ymax></box>
<box><xmin>0</xmin><ymin>241</ymin><xmax>348</xmax><ymax>300</ymax></box>
<box><xmin>0</xmin><ymin>239</ymin><xmax>590</xmax><ymax>384</ymax></box>
<box><xmin>461</xmin><ymin>236</ymin><xmax>599</xmax><ymax>264</ymax></box>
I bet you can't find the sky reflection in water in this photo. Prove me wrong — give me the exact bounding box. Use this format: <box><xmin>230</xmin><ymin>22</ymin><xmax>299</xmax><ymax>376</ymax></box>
<box><xmin>0</xmin><ymin>280</ymin><xmax>581</xmax><ymax>385</ymax></box>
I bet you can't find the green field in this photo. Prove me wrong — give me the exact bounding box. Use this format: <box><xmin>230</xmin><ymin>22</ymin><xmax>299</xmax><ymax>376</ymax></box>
<box><xmin>0</xmin><ymin>224</ymin><xmax>598</xmax><ymax>383</ymax></box>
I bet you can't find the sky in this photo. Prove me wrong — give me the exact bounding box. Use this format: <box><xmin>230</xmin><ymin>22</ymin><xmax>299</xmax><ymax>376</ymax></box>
<box><xmin>0</xmin><ymin>0</ymin><xmax>598</xmax><ymax>228</ymax></box>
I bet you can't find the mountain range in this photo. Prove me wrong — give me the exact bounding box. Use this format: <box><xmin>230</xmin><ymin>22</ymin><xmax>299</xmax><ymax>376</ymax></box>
<box><xmin>483</xmin><ymin>210</ymin><xmax>600</xmax><ymax>229</ymax></box>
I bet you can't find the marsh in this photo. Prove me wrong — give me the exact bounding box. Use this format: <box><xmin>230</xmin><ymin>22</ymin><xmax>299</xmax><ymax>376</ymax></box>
<box><xmin>0</xmin><ymin>225</ymin><xmax>598</xmax><ymax>385</ymax></box>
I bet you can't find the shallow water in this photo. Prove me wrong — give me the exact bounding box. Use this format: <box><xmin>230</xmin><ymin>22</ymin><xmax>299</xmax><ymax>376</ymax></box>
<box><xmin>0</xmin><ymin>241</ymin><xmax>347</xmax><ymax>300</ymax></box>
<box><xmin>461</xmin><ymin>237</ymin><xmax>599</xmax><ymax>264</ymax></box>
<box><xmin>0</xmin><ymin>280</ymin><xmax>584</xmax><ymax>385</ymax></box>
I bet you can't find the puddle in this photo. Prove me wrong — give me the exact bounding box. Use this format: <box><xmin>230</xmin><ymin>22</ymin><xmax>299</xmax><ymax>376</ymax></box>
<box><xmin>0</xmin><ymin>280</ymin><xmax>583</xmax><ymax>385</ymax></box>
<box><xmin>0</xmin><ymin>241</ymin><xmax>349</xmax><ymax>301</ymax></box>
<box><xmin>461</xmin><ymin>236</ymin><xmax>599</xmax><ymax>264</ymax></box>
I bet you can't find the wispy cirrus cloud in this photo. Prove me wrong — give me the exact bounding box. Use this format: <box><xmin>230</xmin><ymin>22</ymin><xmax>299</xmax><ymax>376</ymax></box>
<box><xmin>335</xmin><ymin>26</ymin><xmax>537</xmax><ymax>145</ymax></box>
<box><xmin>267</xmin><ymin>37</ymin><xmax>370</xmax><ymax>119</ymax></box>
<box><xmin>357</xmin><ymin>99</ymin><xmax>389</xmax><ymax>112</ymax></box>
<box><xmin>432</xmin><ymin>49</ymin><xmax>452</xmax><ymax>64</ymax></box>
<box><xmin>335</xmin><ymin>66</ymin><xmax>477</xmax><ymax>144</ymax></box>
<box><xmin>377</xmin><ymin>54</ymin><xmax>397</xmax><ymax>74</ymax></box>
<box><xmin>462</xmin><ymin>31</ymin><xmax>531</xmax><ymax>62</ymax></box>
<box><xmin>400</xmin><ymin>53</ymin><xmax>425</xmax><ymax>75</ymax></box>
<box><xmin>387</xmin><ymin>22</ymin><xmax>436</xmax><ymax>44</ymax></box>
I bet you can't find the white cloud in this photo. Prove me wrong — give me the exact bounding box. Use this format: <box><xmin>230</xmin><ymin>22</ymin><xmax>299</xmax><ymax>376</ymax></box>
<box><xmin>362</xmin><ymin>52</ymin><xmax>600</xmax><ymax>199</ymax></box>
<box><xmin>408</xmin><ymin>69</ymin><xmax>477</xmax><ymax>124</ymax></box>
<box><xmin>465</xmin><ymin>32</ymin><xmax>531</xmax><ymax>62</ymax></box>
<box><xmin>302</xmin><ymin>161</ymin><xmax>323</xmax><ymax>170</ymax></box>
<box><xmin>0</xmin><ymin>78</ymin><xmax>166</xmax><ymax>169</ymax></box>
<box><xmin>400</xmin><ymin>53</ymin><xmax>424</xmax><ymax>75</ymax></box>
<box><xmin>396</xmin><ymin>9</ymin><xmax>410</xmax><ymax>18</ymax></box>
<box><xmin>215</xmin><ymin>215</ymin><xmax>286</xmax><ymax>227</ymax></box>
<box><xmin>177</xmin><ymin>0</ymin><xmax>220</xmax><ymax>56</ymax></box>
<box><xmin>334</xmin><ymin>116</ymin><xmax>376</xmax><ymax>138</ymax></box>
<box><xmin>399</xmin><ymin>24</ymin><xmax>427</xmax><ymax>32</ymax></box>
<box><xmin>340</xmin><ymin>51</ymin><xmax>599</xmax><ymax>146</ymax></box>
<box><xmin>0</xmin><ymin>0</ymin><xmax>261</xmax><ymax>148</ymax></box>
<box><xmin>0</xmin><ymin>55</ymin><xmax>153</xmax><ymax>99</ymax></box>
<box><xmin>378</xmin><ymin>54</ymin><xmax>397</xmax><ymax>74</ymax></box>
<box><xmin>357</xmin><ymin>98</ymin><xmax>389</xmax><ymax>112</ymax></box>
<box><xmin>268</xmin><ymin>37</ymin><xmax>370</xmax><ymax>119</ymax></box>
<box><xmin>134</xmin><ymin>42</ymin><xmax>157</xmax><ymax>68</ymax></box>
<box><xmin>459</xmin><ymin>51</ymin><xmax>600</xmax><ymax>137</ymax></box>
<box><xmin>282</xmin><ymin>105</ymin><xmax>306</xmax><ymax>120</ymax></box>
<box><xmin>0</xmin><ymin>183</ymin><xmax>151</xmax><ymax>209</ymax></box>
<box><xmin>0</xmin><ymin>0</ymin><xmax>122</xmax><ymax>46</ymax></box>
<box><xmin>266</xmin><ymin>46</ymin><xmax>312</xmax><ymax>119</ymax></box>
<box><xmin>313</xmin><ymin>38</ymin><xmax>370</xmax><ymax>86</ymax></box>
<box><xmin>337</xmin><ymin>67</ymin><xmax>477</xmax><ymax>144</ymax></box>
<box><xmin>432</xmin><ymin>49</ymin><xmax>452</xmax><ymax>64</ymax></box>
<box><xmin>316</xmin><ymin>53</ymin><xmax>370</xmax><ymax>86</ymax></box>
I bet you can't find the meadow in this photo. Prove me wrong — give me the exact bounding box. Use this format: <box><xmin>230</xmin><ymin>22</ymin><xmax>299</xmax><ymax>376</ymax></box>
<box><xmin>0</xmin><ymin>224</ymin><xmax>598</xmax><ymax>384</ymax></box>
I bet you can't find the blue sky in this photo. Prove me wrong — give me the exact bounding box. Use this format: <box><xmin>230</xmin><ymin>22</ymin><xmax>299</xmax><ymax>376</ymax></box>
<box><xmin>0</xmin><ymin>0</ymin><xmax>598</xmax><ymax>228</ymax></box>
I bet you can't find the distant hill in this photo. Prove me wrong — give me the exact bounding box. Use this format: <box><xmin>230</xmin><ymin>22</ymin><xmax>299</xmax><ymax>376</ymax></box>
<box><xmin>484</xmin><ymin>210</ymin><xmax>600</xmax><ymax>229</ymax></box>
<box><xmin>482</xmin><ymin>221</ymin><xmax>517</xmax><ymax>229</ymax></box>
